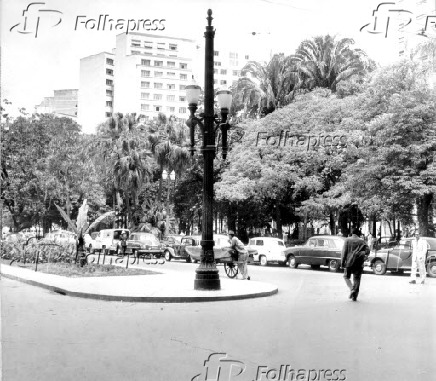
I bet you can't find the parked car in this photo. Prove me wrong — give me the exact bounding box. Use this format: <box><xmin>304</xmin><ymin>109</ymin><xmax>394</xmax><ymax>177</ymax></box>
<box><xmin>186</xmin><ymin>234</ymin><xmax>256</xmax><ymax>263</ymax></box>
<box><xmin>94</xmin><ymin>228</ymin><xmax>130</xmax><ymax>254</ymax></box>
<box><xmin>84</xmin><ymin>232</ymin><xmax>100</xmax><ymax>253</ymax></box>
<box><xmin>366</xmin><ymin>237</ymin><xmax>436</xmax><ymax>277</ymax></box>
<box><xmin>121</xmin><ymin>232</ymin><xmax>165</xmax><ymax>258</ymax></box>
<box><xmin>283</xmin><ymin>235</ymin><xmax>346</xmax><ymax>272</ymax></box>
<box><xmin>161</xmin><ymin>235</ymin><xmax>193</xmax><ymax>262</ymax></box>
<box><xmin>247</xmin><ymin>237</ymin><xmax>287</xmax><ymax>266</ymax></box>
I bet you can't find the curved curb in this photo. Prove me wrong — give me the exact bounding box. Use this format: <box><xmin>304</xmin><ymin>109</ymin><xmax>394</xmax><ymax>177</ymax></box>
<box><xmin>2</xmin><ymin>273</ymin><xmax>278</xmax><ymax>303</ymax></box>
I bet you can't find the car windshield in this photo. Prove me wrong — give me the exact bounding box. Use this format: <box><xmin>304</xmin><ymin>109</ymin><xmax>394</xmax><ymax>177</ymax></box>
<box><xmin>398</xmin><ymin>240</ymin><xmax>412</xmax><ymax>250</ymax></box>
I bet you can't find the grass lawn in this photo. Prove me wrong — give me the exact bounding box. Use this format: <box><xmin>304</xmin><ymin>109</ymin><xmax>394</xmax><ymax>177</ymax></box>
<box><xmin>1</xmin><ymin>260</ymin><xmax>161</xmax><ymax>278</ymax></box>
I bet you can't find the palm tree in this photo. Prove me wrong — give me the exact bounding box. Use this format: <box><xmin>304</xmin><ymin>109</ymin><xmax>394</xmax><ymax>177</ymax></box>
<box><xmin>94</xmin><ymin>113</ymin><xmax>152</xmax><ymax>227</ymax></box>
<box><xmin>231</xmin><ymin>54</ymin><xmax>300</xmax><ymax>118</ymax></box>
<box><xmin>292</xmin><ymin>35</ymin><xmax>370</xmax><ymax>92</ymax></box>
<box><xmin>146</xmin><ymin>113</ymin><xmax>191</xmax><ymax>205</ymax></box>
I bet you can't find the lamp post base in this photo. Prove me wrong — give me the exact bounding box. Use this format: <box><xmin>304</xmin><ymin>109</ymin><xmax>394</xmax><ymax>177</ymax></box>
<box><xmin>194</xmin><ymin>266</ymin><xmax>221</xmax><ymax>290</ymax></box>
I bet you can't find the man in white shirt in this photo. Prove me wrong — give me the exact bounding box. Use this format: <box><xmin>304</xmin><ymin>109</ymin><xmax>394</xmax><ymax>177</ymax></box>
<box><xmin>410</xmin><ymin>232</ymin><xmax>427</xmax><ymax>284</ymax></box>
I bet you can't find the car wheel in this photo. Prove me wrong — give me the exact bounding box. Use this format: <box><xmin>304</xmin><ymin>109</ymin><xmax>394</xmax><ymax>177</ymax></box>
<box><xmin>426</xmin><ymin>261</ymin><xmax>436</xmax><ymax>278</ymax></box>
<box><xmin>260</xmin><ymin>255</ymin><xmax>268</xmax><ymax>266</ymax></box>
<box><xmin>288</xmin><ymin>255</ymin><xmax>298</xmax><ymax>268</ymax></box>
<box><xmin>373</xmin><ymin>259</ymin><xmax>387</xmax><ymax>275</ymax></box>
<box><xmin>311</xmin><ymin>264</ymin><xmax>321</xmax><ymax>270</ymax></box>
<box><xmin>329</xmin><ymin>259</ymin><xmax>340</xmax><ymax>272</ymax></box>
<box><xmin>164</xmin><ymin>250</ymin><xmax>171</xmax><ymax>261</ymax></box>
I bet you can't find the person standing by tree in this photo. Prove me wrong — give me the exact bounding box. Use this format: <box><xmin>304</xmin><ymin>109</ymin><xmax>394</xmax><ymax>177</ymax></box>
<box><xmin>341</xmin><ymin>228</ymin><xmax>370</xmax><ymax>301</ymax></box>
<box><xmin>409</xmin><ymin>232</ymin><xmax>427</xmax><ymax>285</ymax></box>
<box><xmin>228</xmin><ymin>230</ymin><xmax>250</xmax><ymax>280</ymax></box>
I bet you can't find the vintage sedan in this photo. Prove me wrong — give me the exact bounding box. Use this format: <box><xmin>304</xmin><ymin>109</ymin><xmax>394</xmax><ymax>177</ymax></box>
<box><xmin>366</xmin><ymin>237</ymin><xmax>436</xmax><ymax>277</ymax></box>
<box><xmin>161</xmin><ymin>235</ymin><xmax>193</xmax><ymax>262</ymax></box>
<box><xmin>283</xmin><ymin>235</ymin><xmax>346</xmax><ymax>272</ymax></box>
<box><xmin>120</xmin><ymin>232</ymin><xmax>165</xmax><ymax>258</ymax></box>
<box><xmin>185</xmin><ymin>234</ymin><xmax>256</xmax><ymax>263</ymax></box>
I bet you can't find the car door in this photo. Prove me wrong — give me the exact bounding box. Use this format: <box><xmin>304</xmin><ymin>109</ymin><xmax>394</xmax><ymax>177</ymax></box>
<box><xmin>397</xmin><ymin>239</ymin><xmax>413</xmax><ymax>268</ymax></box>
<box><xmin>298</xmin><ymin>238</ymin><xmax>318</xmax><ymax>265</ymax></box>
<box><xmin>323</xmin><ymin>238</ymin><xmax>340</xmax><ymax>261</ymax></box>
<box><xmin>312</xmin><ymin>238</ymin><xmax>329</xmax><ymax>265</ymax></box>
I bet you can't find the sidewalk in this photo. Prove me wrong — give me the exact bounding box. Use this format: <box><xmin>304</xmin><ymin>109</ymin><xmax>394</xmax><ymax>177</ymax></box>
<box><xmin>0</xmin><ymin>263</ymin><xmax>278</xmax><ymax>303</ymax></box>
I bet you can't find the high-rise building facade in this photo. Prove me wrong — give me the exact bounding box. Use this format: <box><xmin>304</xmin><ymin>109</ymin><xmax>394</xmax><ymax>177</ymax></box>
<box><xmin>78</xmin><ymin>51</ymin><xmax>115</xmax><ymax>134</ymax></box>
<box><xmin>114</xmin><ymin>33</ymin><xmax>197</xmax><ymax>122</ymax></box>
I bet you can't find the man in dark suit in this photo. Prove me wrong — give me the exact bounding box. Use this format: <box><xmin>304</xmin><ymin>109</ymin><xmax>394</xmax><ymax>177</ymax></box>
<box><xmin>341</xmin><ymin>228</ymin><xmax>370</xmax><ymax>301</ymax></box>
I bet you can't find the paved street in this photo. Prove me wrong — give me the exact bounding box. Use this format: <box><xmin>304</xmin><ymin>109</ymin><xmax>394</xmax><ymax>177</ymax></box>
<box><xmin>1</xmin><ymin>262</ymin><xmax>435</xmax><ymax>381</ymax></box>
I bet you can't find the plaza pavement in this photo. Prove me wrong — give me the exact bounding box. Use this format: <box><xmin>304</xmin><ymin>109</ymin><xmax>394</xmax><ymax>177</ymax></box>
<box><xmin>0</xmin><ymin>262</ymin><xmax>278</xmax><ymax>303</ymax></box>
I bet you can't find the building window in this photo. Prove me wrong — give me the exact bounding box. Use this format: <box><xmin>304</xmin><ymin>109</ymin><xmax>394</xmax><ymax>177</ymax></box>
<box><xmin>106</xmin><ymin>101</ymin><xmax>113</xmax><ymax>107</ymax></box>
<box><xmin>154</xmin><ymin>60</ymin><xmax>163</xmax><ymax>67</ymax></box>
<box><xmin>141</xmin><ymin>70</ymin><xmax>151</xmax><ymax>77</ymax></box>
<box><xmin>131</xmin><ymin>51</ymin><xmax>140</xmax><ymax>55</ymax></box>
<box><xmin>180</xmin><ymin>74</ymin><xmax>187</xmax><ymax>80</ymax></box>
<box><xmin>106</xmin><ymin>112</ymin><xmax>112</xmax><ymax>118</ymax></box>
<box><xmin>141</xmin><ymin>81</ymin><xmax>150</xmax><ymax>88</ymax></box>
<box><xmin>154</xmin><ymin>83</ymin><xmax>163</xmax><ymax>89</ymax></box>
<box><xmin>167</xmin><ymin>107</ymin><xmax>176</xmax><ymax>113</ymax></box>
<box><xmin>155</xmin><ymin>71</ymin><xmax>163</xmax><ymax>77</ymax></box>
<box><xmin>106</xmin><ymin>58</ymin><xmax>114</xmax><ymax>66</ymax></box>
<box><xmin>220</xmin><ymin>69</ymin><xmax>227</xmax><ymax>75</ymax></box>
<box><xmin>179</xmin><ymin>96</ymin><xmax>186</xmax><ymax>102</ymax></box>
<box><xmin>214</xmin><ymin>61</ymin><xmax>221</xmax><ymax>66</ymax></box>
<box><xmin>245</xmin><ymin>55</ymin><xmax>249</xmax><ymax>59</ymax></box>
<box><xmin>214</xmin><ymin>51</ymin><xmax>219</xmax><ymax>56</ymax></box>
<box><xmin>153</xmin><ymin>94</ymin><xmax>163</xmax><ymax>100</ymax></box>
<box><xmin>106</xmin><ymin>69</ymin><xmax>114</xmax><ymax>76</ymax></box>
<box><xmin>167</xmin><ymin>95</ymin><xmax>175</xmax><ymax>101</ymax></box>
<box><xmin>232</xmin><ymin>70</ymin><xmax>239</xmax><ymax>76</ymax></box>
<box><xmin>167</xmin><ymin>84</ymin><xmax>175</xmax><ymax>90</ymax></box>
<box><xmin>220</xmin><ymin>80</ymin><xmax>227</xmax><ymax>85</ymax></box>
<box><xmin>154</xmin><ymin>106</ymin><xmax>162</xmax><ymax>111</ymax></box>
<box><xmin>141</xmin><ymin>104</ymin><xmax>150</xmax><ymax>111</ymax></box>
<box><xmin>141</xmin><ymin>93</ymin><xmax>150</xmax><ymax>100</ymax></box>
<box><xmin>179</xmin><ymin>85</ymin><xmax>186</xmax><ymax>90</ymax></box>
<box><xmin>214</xmin><ymin>69</ymin><xmax>218</xmax><ymax>74</ymax></box>
<box><xmin>157</xmin><ymin>43</ymin><xmax>165</xmax><ymax>50</ymax></box>
<box><xmin>106</xmin><ymin>89</ymin><xmax>113</xmax><ymax>96</ymax></box>
<box><xmin>180</xmin><ymin>63</ymin><xmax>187</xmax><ymax>69</ymax></box>
<box><xmin>169</xmin><ymin>43</ymin><xmax>177</xmax><ymax>51</ymax></box>
<box><xmin>131</xmin><ymin>39</ymin><xmax>141</xmax><ymax>47</ymax></box>
<box><xmin>106</xmin><ymin>79</ymin><xmax>113</xmax><ymax>86</ymax></box>
<box><xmin>144</xmin><ymin>41</ymin><xmax>153</xmax><ymax>49</ymax></box>
<box><xmin>167</xmin><ymin>61</ymin><xmax>175</xmax><ymax>67</ymax></box>
<box><xmin>179</xmin><ymin>107</ymin><xmax>187</xmax><ymax>114</ymax></box>
<box><xmin>167</xmin><ymin>72</ymin><xmax>175</xmax><ymax>77</ymax></box>
<box><xmin>229</xmin><ymin>52</ymin><xmax>238</xmax><ymax>58</ymax></box>
<box><xmin>141</xmin><ymin>59</ymin><xmax>151</xmax><ymax>66</ymax></box>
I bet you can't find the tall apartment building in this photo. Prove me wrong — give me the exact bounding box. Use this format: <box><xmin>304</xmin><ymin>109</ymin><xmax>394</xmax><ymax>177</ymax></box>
<box><xmin>78</xmin><ymin>33</ymin><xmax>253</xmax><ymax>133</ymax></box>
<box><xmin>78</xmin><ymin>52</ymin><xmax>115</xmax><ymax>134</ymax></box>
<box><xmin>114</xmin><ymin>33</ymin><xmax>197</xmax><ymax>122</ymax></box>
<box><xmin>35</xmin><ymin>89</ymin><xmax>78</xmax><ymax>119</ymax></box>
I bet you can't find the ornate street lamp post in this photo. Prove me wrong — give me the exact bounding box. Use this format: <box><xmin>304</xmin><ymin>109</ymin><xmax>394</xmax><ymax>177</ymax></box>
<box><xmin>162</xmin><ymin>169</ymin><xmax>175</xmax><ymax>237</ymax></box>
<box><xmin>185</xmin><ymin>9</ymin><xmax>232</xmax><ymax>290</ymax></box>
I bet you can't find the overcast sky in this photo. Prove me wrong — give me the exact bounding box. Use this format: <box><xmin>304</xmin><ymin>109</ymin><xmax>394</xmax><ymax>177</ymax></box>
<box><xmin>0</xmin><ymin>0</ymin><xmax>418</xmax><ymax>114</ymax></box>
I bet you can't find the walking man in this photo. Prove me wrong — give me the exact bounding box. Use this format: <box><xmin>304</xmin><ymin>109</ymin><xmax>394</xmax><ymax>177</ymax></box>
<box><xmin>341</xmin><ymin>228</ymin><xmax>370</xmax><ymax>301</ymax></box>
<box><xmin>228</xmin><ymin>230</ymin><xmax>250</xmax><ymax>280</ymax></box>
<box><xmin>409</xmin><ymin>232</ymin><xmax>427</xmax><ymax>284</ymax></box>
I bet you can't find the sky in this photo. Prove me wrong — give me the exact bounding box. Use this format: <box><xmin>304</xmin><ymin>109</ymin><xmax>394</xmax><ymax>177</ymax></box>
<box><xmin>0</xmin><ymin>0</ymin><xmax>428</xmax><ymax>115</ymax></box>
